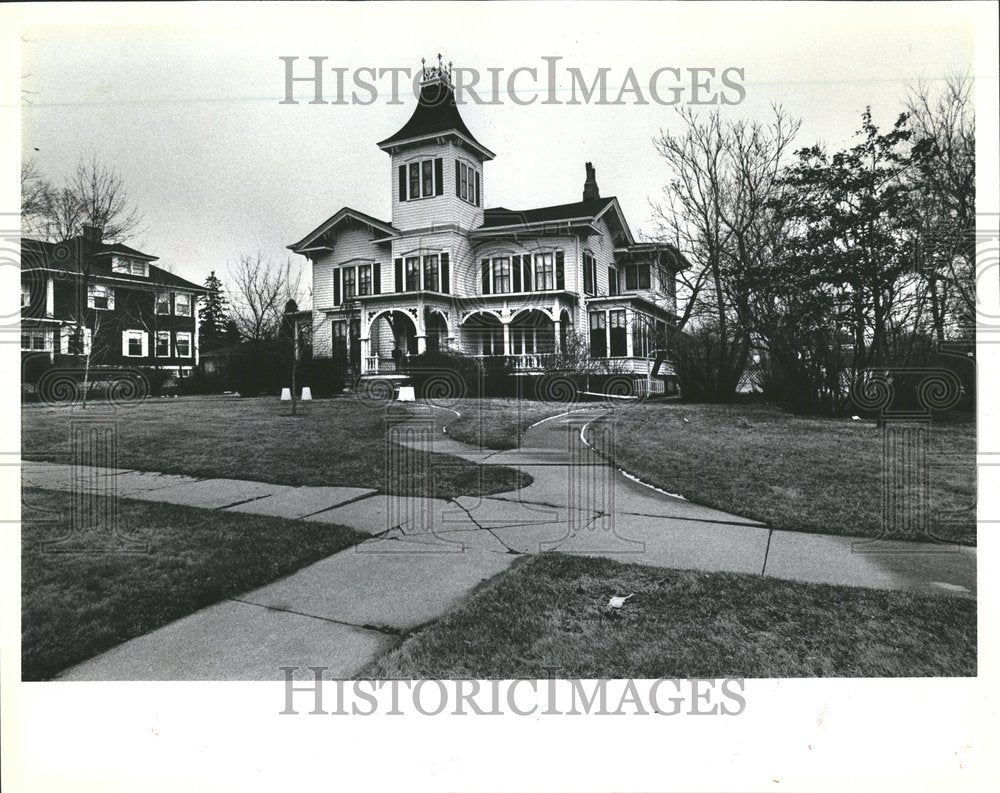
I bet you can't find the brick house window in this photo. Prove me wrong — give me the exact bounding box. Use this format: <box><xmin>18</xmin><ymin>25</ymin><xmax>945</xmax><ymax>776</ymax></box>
<box><xmin>175</xmin><ymin>332</ymin><xmax>192</xmax><ymax>358</ymax></box>
<box><xmin>155</xmin><ymin>331</ymin><xmax>170</xmax><ymax>357</ymax></box>
<box><xmin>122</xmin><ymin>330</ymin><xmax>147</xmax><ymax>357</ymax></box>
<box><xmin>422</xmin><ymin>255</ymin><xmax>439</xmax><ymax>292</ymax></box>
<box><xmin>21</xmin><ymin>329</ymin><xmax>49</xmax><ymax>351</ymax></box>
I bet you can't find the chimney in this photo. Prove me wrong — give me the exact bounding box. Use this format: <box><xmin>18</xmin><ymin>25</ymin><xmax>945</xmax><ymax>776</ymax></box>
<box><xmin>582</xmin><ymin>162</ymin><xmax>600</xmax><ymax>201</ymax></box>
<box><xmin>81</xmin><ymin>225</ymin><xmax>103</xmax><ymax>243</ymax></box>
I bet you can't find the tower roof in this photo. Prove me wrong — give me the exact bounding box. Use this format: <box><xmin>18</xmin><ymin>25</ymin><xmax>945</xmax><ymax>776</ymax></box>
<box><xmin>377</xmin><ymin>56</ymin><xmax>495</xmax><ymax>160</ymax></box>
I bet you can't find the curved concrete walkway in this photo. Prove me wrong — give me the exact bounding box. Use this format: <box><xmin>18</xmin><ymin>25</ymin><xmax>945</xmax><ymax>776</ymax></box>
<box><xmin>26</xmin><ymin>402</ymin><xmax>975</xmax><ymax>680</ymax></box>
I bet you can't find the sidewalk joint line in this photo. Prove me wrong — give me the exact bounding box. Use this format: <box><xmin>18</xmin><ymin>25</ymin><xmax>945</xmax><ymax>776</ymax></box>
<box><xmin>227</xmin><ymin>597</ymin><xmax>403</xmax><ymax>636</ymax></box>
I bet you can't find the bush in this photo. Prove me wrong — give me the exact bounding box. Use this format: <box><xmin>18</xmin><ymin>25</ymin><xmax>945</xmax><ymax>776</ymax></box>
<box><xmin>229</xmin><ymin>345</ymin><xmax>286</xmax><ymax>397</ymax></box>
<box><xmin>405</xmin><ymin>349</ymin><xmax>483</xmax><ymax>399</ymax></box>
<box><xmin>137</xmin><ymin>368</ymin><xmax>174</xmax><ymax>397</ymax></box>
<box><xmin>297</xmin><ymin>357</ymin><xmax>345</xmax><ymax>398</ymax></box>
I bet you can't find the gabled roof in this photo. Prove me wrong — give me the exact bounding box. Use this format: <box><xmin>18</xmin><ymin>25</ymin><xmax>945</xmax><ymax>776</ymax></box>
<box><xmin>21</xmin><ymin>237</ymin><xmax>207</xmax><ymax>292</ymax></box>
<box><xmin>475</xmin><ymin>196</ymin><xmax>634</xmax><ymax>246</ymax></box>
<box><xmin>288</xmin><ymin>207</ymin><xmax>398</xmax><ymax>254</ymax></box>
<box><xmin>480</xmin><ymin>197</ymin><xmax>617</xmax><ymax>228</ymax></box>
<box><xmin>377</xmin><ymin>82</ymin><xmax>495</xmax><ymax>160</ymax></box>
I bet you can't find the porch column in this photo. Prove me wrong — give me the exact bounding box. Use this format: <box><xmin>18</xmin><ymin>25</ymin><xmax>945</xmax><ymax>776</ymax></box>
<box><xmin>416</xmin><ymin>335</ymin><xmax>427</xmax><ymax>354</ymax></box>
<box><xmin>502</xmin><ymin>321</ymin><xmax>511</xmax><ymax>355</ymax></box>
<box><xmin>360</xmin><ymin>338</ymin><xmax>370</xmax><ymax>373</ymax></box>
<box><xmin>626</xmin><ymin>310</ymin><xmax>635</xmax><ymax>358</ymax></box>
<box><xmin>554</xmin><ymin>319</ymin><xmax>562</xmax><ymax>354</ymax></box>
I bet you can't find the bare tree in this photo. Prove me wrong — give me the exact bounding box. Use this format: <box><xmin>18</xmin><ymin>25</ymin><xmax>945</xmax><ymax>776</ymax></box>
<box><xmin>906</xmin><ymin>73</ymin><xmax>976</xmax><ymax>335</ymax></box>
<box><xmin>23</xmin><ymin>156</ymin><xmax>144</xmax><ymax>243</ymax></box>
<box><xmin>228</xmin><ymin>253</ymin><xmax>307</xmax><ymax>343</ymax></box>
<box><xmin>652</xmin><ymin>106</ymin><xmax>800</xmax><ymax>400</ymax></box>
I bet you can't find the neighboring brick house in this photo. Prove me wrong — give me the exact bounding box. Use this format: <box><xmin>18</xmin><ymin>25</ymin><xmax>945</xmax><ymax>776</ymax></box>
<box><xmin>21</xmin><ymin>226</ymin><xmax>206</xmax><ymax>378</ymax></box>
<box><xmin>288</xmin><ymin>56</ymin><xmax>686</xmax><ymax>395</ymax></box>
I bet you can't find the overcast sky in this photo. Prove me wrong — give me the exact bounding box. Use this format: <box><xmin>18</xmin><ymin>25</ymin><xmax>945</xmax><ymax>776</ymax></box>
<box><xmin>19</xmin><ymin>2</ymin><xmax>980</xmax><ymax>304</ymax></box>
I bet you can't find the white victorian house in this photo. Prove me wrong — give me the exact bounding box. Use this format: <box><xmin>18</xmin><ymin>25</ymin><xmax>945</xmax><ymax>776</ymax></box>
<box><xmin>289</xmin><ymin>57</ymin><xmax>685</xmax><ymax>394</ymax></box>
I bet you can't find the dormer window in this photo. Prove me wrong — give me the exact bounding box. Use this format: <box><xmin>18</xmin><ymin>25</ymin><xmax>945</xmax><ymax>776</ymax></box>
<box><xmin>174</xmin><ymin>293</ymin><xmax>192</xmax><ymax>316</ymax></box>
<box><xmin>112</xmin><ymin>257</ymin><xmax>148</xmax><ymax>277</ymax></box>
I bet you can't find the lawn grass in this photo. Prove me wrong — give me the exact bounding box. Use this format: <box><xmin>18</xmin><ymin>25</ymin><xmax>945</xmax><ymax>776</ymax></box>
<box><xmin>22</xmin><ymin>396</ymin><xmax>527</xmax><ymax>499</ymax></box>
<box><xmin>366</xmin><ymin>553</ymin><xmax>976</xmax><ymax>679</ymax></box>
<box><xmin>442</xmin><ymin>398</ymin><xmax>577</xmax><ymax>450</ymax></box>
<box><xmin>21</xmin><ymin>487</ymin><xmax>366</xmax><ymax>680</ymax></box>
<box><xmin>588</xmin><ymin>403</ymin><xmax>976</xmax><ymax>544</ymax></box>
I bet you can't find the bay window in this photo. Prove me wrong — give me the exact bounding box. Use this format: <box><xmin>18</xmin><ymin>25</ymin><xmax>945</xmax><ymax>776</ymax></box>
<box><xmin>423</xmin><ymin>255</ymin><xmax>439</xmax><ymax>292</ymax></box>
<box><xmin>358</xmin><ymin>264</ymin><xmax>372</xmax><ymax>296</ymax></box>
<box><xmin>609</xmin><ymin>310</ymin><xmax>627</xmax><ymax>356</ymax></box>
<box><xmin>534</xmin><ymin>253</ymin><xmax>555</xmax><ymax>291</ymax></box>
<box><xmin>404</xmin><ymin>257</ymin><xmax>420</xmax><ymax>291</ymax></box>
<box><xmin>589</xmin><ymin>312</ymin><xmax>607</xmax><ymax>358</ymax></box>
<box><xmin>624</xmin><ymin>263</ymin><xmax>651</xmax><ymax>291</ymax></box>
<box><xmin>342</xmin><ymin>267</ymin><xmax>356</xmax><ymax>299</ymax></box>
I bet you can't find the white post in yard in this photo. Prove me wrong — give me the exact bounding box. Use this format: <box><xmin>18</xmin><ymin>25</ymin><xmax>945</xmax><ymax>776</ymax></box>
<box><xmin>280</xmin><ymin>388</ymin><xmax>291</xmax><ymax>400</ymax></box>
<box><xmin>301</xmin><ymin>387</ymin><xmax>313</xmax><ymax>400</ymax></box>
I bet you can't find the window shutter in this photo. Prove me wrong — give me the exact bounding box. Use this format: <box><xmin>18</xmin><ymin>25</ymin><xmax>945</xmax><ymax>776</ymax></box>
<box><xmin>398</xmin><ymin>165</ymin><xmax>407</xmax><ymax>201</ymax></box>
<box><xmin>394</xmin><ymin>258</ymin><xmax>403</xmax><ymax>292</ymax></box>
<box><xmin>608</xmin><ymin>266</ymin><xmax>618</xmax><ymax>296</ymax></box>
<box><xmin>481</xmin><ymin>259</ymin><xmax>491</xmax><ymax>295</ymax></box>
<box><xmin>121</xmin><ymin>331</ymin><xmax>129</xmax><ymax>357</ymax></box>
<box><xmin>523</xmin><ymin>256</ymin><xmax>532</xmax><ymax>292</ymax></box>
<box><xmin>333</xmin><ymin>269</ymin><xmax>341</xmax><ymax>306</ymax></box>
<box><xmin>512</xmin><ymin>255</ymin><xmax>522</xmax><ymax>292</ymax></box>
<box><xmin>373</xmin><ymin>263</ymin><xmax>381</xmax><ymax>294</ymax></box>
<box><xmin>455</xmin><ymin>161</ymin><xmax>461</xmax><ymax>197</ymax></box>
<box><xmin>441</xmin><ymin>253</ymin><xmax>450</xmax><ymax>293</ymax></box>
<box><xmin>434</xmin><ymin>158</ymin><xmax>443</xmax><ymax>196</ymax></box>
<box><xmin>555</xmin><ymin>251</ymin><xmax>565</xmax><ymax>290</ymax></box>
<box><xmin>475</xmin><ymin>171</ymin><xmax>481</xmax><ymax>207</ymax></box>
<box><xmin>141</xmin><ymin>332</ymin><xmax>149</xmax><ymax>358</ymax></box>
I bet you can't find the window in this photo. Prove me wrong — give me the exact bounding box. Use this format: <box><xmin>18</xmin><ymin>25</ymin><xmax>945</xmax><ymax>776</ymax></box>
<box><xmin>155</xmin><ymin>331</ymin><xmax>170</xmax><ymax>357</ymax></box>
<box><xmin>404</xmin><ymin>257</ymin><xmax>420</xmax><ymax>291</ymax></box>
<box><xmin>423</xmin><ymin>255</ymin><xmax>439</xmax><ymax>292</ymax></box>
<box><xmin>624</xmin><ymin>263</ymin><xmax>651</xmax><ymax>291</ymax></box>
<box><xmin>174</xmin><ymin>293</ymin><xmax>192</xmax><ymax>317</ymax></box>
<box><xmin>583</xmin><ymin>252</ymin><xmax>597</xmax><ymax>296</ymax></box>
<box><xmin>122</xmin><ymin>329</ymin><xmax>147</xmax><ymax>358</ymax></box>
<box><xmin>342</xmin><ymin>268</ymin><xmax>356</xmax><ymax>299</ymax></box>
<box><xmin>534</xmin><ymin>253</ymin><xmax>555</xmax><ymax>291</ymax></box>
<box><xmin>589</xmin><ymin>312</ymin><xmax>607</xmax><ymax>358</ymax></box>
<box><xmin>87</xmin><ymin>284</ymin><xmax>114</xmax><ymax>310</ymax></box>
<box><xmin>492</xmin><ymin>258</ymin><xmax>511</xmax><ymax>294</ymax></box>
<box><xmin>112</xmin><ymin>257</ymin><xmax>148</xmax><ymax>277</ymax></box>
<box><xmin>21</xmin><ymin>284</ymin><xmax>30</xmax><ymax>308</ymax></box>
<box><xmin>632</xmin><ymin>316</ymin><xmax>652</xmax><ymax>359</ymax></box>
<box><xmin>457</xmin><ymin>161</ymin><xmax>479</xmax><ymax>206</ymax></box>
<box><xmin>608</xmin><ymin>266</ymin><xmax>619</xmax><ymax>296</ymax></box>
<box><xmin>421</xmin><ymin>160</ymin><xmax>433</xmax><ymax>197</ymax></box>
<box><xmin>21</xmin><ymin>329</ymin><xmax>49</xmax><ymax>351</ymax></box>
<box><xmin>66</xmin><ymin>326</ymin><xmax>91</xmax><ymax>355</ymax></box>
<box><xmin>609</xmin><ymin>310</ymin><xmax>627</xmax><ymax>356</ymax></box>
<box><xmin>358</xmin><ymin>265</ymin><xmax>372</xmax><ymax>296</ymax></box>
<box><xmin>175</xmin><ymin>332</ymin><xmax>192</xmax><ymax>358</ymax></box>
<box><xmin>156</xmin><ymin>292</ymin><xmax>171</xmax><ymax>314</ymax></box>
<box><xmin>409</xmin><ymin>163</ymin><xmax>421</xmax><ymax>199</ymax></box>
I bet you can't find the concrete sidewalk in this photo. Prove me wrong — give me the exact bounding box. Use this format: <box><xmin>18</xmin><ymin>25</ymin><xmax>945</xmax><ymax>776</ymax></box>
<box><xmin>25</xmin><ymin>404</ymin><xmax>975</xmax><ymax>680</ymax></box>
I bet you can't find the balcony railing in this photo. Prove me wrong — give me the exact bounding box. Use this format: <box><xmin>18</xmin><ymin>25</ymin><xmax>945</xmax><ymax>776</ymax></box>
<box><xmin>362</xmin><ymin>353</ymin><xmax>675</xmax><ymax>377</ymax></box>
